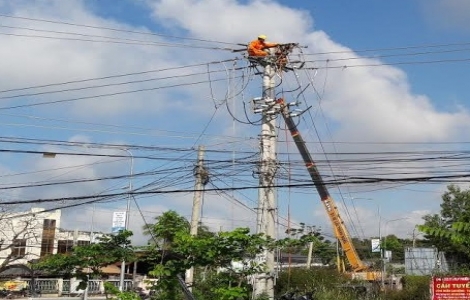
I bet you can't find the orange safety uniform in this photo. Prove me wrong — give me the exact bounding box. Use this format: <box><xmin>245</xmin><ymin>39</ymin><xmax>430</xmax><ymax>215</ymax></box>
<box><xmin>248</xmin><ymin>39</ymin><xmax>278</xmax><ymax>57</ymax></box>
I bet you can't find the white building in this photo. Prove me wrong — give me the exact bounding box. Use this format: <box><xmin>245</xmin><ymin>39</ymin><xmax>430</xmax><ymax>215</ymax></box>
<box><xmin>0</xmin><ymin>208</ymin><xmax>95</xmax><ymax>269</ymax></box>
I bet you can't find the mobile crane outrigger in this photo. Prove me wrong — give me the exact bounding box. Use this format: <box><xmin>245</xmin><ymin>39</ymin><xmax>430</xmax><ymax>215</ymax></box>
<box><xmin>276</xmin><ymin>98</ymin><xmax>381</xmax><ymax>282</ymax></box>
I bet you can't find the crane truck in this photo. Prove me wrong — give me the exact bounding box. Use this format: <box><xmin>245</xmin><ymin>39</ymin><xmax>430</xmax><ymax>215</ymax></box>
<box><xmin>276</xmin><ymin>98</ymin><xmax>381</xmax><ymax>282</ymax></box>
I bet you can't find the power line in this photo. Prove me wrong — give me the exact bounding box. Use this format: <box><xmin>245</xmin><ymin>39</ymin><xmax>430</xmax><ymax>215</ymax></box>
<box><xmin>0</xmin><ymin>31</ymin><xmax>236</xmax><ymax>51</ymax></box>
<box><xmin>305</xmin><ymin>46</ymin><xmax>470</xmax><ymax>63</ymax></box>
<box><xmin>0</xmin><ymin>75</ymin><xmax>245</xmax><ymax>111</ymax></box>
<box><xmin>0</xmin><ymin>14</ymin><xmax>241</xmax><ymax>46</ymax></box>
<box><xmin>0</xmin><ymin>69</ymin><xmax>232</xmax><ymax>100</ymax></box>
<box><xmin>3</xmin><ymin>135</ymin><xmax>470</xmax><ymax>150</ymax></box>
<box><xmin>3</xmin><ymin>173</ymin><xmax>470</xmax><ymax>206</ymax></box>
<box><xmin>306</xmin><ymin>41</ymin><xmax>470</xmax><ymax>56</ymax></box>
<box><xmin>303</xmin><ymin>56</ymin><xmax>470</xmax><ymax>70</ymax></box>
<box><xmin>0</xmin><ymin>59</ymin><xmax>238</xmax><ymax>94</ymax></box>
<box><xmin>0</xmin><ymin>114</ymin><xmax>257</xmax><ymax>142</ymax></box>
<box><xmin>0</xmin><ymin>24</ymin><xmax>237</xmax><ymax>51</ymax></box>
<box><xmin>5</xmin><ymin>13</ymin><xmax>470</xmax><ymax>56</ymax></box>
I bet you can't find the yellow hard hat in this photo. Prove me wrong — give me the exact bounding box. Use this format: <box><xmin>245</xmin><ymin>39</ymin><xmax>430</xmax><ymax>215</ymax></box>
<box><xmin>258</xmin><ymin>34</ymin><xmax>267</xmax><ymax>40</ymax></box>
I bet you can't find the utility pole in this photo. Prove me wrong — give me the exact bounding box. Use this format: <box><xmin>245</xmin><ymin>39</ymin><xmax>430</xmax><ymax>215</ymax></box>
<box><xmin>119</xmin><ymin>149</ymin><xmax>134</xmax><ymax>292</ymax></box>
<box><xmin>250</xmin><ymin>43</ymin><xmax>302</xmax><ymax>299</ymax></box>
<box><xmin>382</xmin><ymin>217</ymin><xmax>409</xmax><ymax>290</ymax></box>
<box><xmin>253</xmin><ymin>62</ymin><xmax>278</xmax><ymax>299</ymax></box>
<box><xmin>412</xmin><ymin>225</ymin><xmax>418</xmax><ymax>248</ymax></box>
<box><xmin>186</xmin><ymin>145</ymin><xmax>209</xmax><ymax>290</ymax></box>
<box><xmin>306</xmin><ymin>241</ymin><xmax>314</xmax><ymax>269</ymax></box>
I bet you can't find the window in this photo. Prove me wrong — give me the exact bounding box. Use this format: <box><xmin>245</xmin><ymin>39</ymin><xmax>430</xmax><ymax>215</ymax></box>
<box><xmin>57</xmin><ymin>240</ymin><xmax>90</xmax><ymax>254</ymax></box>
<box><xmin>43</xmin><ymin>219</ymin><xmax>56</xmax><ymax>229</ymax></box>
<box><xmin>57</xmin><ymin>240</ymin><xmax>74</xmax><ymax>254</ymax></box>
<box><xmin>76</xmin><ymin>240</ymin><xmax>90</xmax><ymax>247</ymax></box>
<box><xmin>40</xmin><ymin>219</ymin><xmax>56</xmax><ymax>257</ymax></box>
<box><xmin>12</xmin><ymin>239</ymin><xmax>26</xmax><ymax>257</ymax></box>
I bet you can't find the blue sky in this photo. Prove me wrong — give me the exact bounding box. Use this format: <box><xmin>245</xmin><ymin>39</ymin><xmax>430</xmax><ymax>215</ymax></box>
<box><xmin>1</xmin><ymin>0</ymin><xmax>470</xmax><ymax>244</ymax></box>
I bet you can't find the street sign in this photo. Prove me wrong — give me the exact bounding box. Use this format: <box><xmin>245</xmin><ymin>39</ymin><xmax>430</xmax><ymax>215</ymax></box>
<box><xmin>431</xmin><ymin>276</ymin><xmax>470</xmax><ymax>300</ymax></box>
<box><xmin>371</xmin><ymin>239</ymin><xmax>381</xmax><ymax>253</ymax></box>
<box><xmin>111</xmin><ymin>211</ymin><xmax>126</xmax><ymax>233</ymax></box>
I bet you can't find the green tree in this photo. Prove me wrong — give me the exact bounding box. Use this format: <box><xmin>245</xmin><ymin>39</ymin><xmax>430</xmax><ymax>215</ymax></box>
<box><xmin>351</xmin><ymin>238</ymin><xmax>375</xmax><ymax>261</ymax></box>
<box><xmin>284</xmin><ymin>223</ymin><xmax>336</xmax><ymax>265</ymax></box>
<box><xmin>143</xmin><ymin>211</ymin><xmax>326</xmax><ymax>300</ymax></box>
<box><xmin>143</xmin><ymin>210</ymin><xmax>190</xmax><ymax>247</ymax></box>
<box><xmin>144</xmin><ymin>220</ymin><xmax>269</xmax><ymax>299</ymax></box>
<box><xmin>383</xmin><ymin>235</ymin><xmax>405</xmax><ymax>263</ymax></box>
<box><xmin>419</xmin><ymin>184</ymin><xmax>470</xmax><ymax>264</ymax></box>
<box><xmin>312</xmin><ymin>239</ymin><xmax>336</xmax><ymax>265</ymax></box>
<box><xmin>37</xmin><ymin>231</ymin><xmax>134</xmax><ymax>290</ymax></box>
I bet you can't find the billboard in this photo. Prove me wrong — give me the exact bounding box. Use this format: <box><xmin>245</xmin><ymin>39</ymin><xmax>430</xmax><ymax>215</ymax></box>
<box><xmin>111</xmin><ymin>211</ymin><xmax>127</xmax><ymax>233</ymax></box>
<box><xmin>431</xmin><ymin>276</ymin><xmax>470</xmax><ymax>300</ymax></box>
<box><xmin>405</xmin><ymin>247</ymin><xmax>449</xmax><ymax>275</ymax></box>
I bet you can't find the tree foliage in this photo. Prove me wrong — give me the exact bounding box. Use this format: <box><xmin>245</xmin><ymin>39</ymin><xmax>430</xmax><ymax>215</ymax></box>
<box><xmin>104</xmin><ymin>281</ymin><xmax>141</xmax><ymax>300</ymax></box>
<box><xmin>37</xmin><ymin>231</ymin><xmax>134</xmax><ymax>289</ymax></box>
<box><xmin>284</xmin><ymin>223</ymin><xmax>336</xmax><ymax>266</ymax></box>
<box><xmin>143</xmin><ymin>210</ymin><xmax>189</xmax><ymax>247</ymax></box>
<box><xmin>142</xmin><ymin>211</ymin><xmax>327</xmax><ymax>300</ymax></box>
<box><xmin>419</xmin><ymin>184</ymin><xmax>470</xmax><ymax>263</ymax></box>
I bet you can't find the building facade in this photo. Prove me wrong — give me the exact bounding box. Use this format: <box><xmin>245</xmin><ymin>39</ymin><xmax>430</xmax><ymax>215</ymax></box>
<box><xmin>0</xmin><ymin>208</ymin><xmax>94</xmax><ymax>269</ymax></box>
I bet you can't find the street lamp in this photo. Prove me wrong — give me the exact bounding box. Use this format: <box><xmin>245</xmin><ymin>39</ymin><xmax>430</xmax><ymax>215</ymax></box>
<box><xmin>119</xmin><ymin>149</ymin><xmax>134</xmax><ymax>292</ymax></box>
<box><xmin>382</xmin><ymin>217</ymin><xmax>409</xmax><ymax>289</ymax></box>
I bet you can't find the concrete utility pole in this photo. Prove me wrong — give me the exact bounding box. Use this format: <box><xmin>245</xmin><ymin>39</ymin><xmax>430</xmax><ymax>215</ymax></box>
<box><xmin>253</xmin><ymin>62</ymin><xmax>278</xmax><ymax>299</ymax></box>
<box><xmin>119</xmin><ymin>149</ymin><xmax>134</xmax><ymax>292</ymax></box>
<box><xmin>306</xmin><ymin>241</ymin><xmax>314</xmax><ymax>269</ymax></box>
<box><xmin>382</xmin><ymin>217</ymin><xmax>409</xmax><ymax>289</ymax></box>
<box><xmin>186</xmin><ymin>145</ymin><xmax>209</xmax><ymax>290</ymax></box>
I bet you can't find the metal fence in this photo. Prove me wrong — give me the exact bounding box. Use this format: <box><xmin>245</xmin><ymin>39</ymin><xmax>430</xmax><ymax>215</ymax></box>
<box><xmin>21</xmin><ymin>278</ymin><xmax>133</xmax><ymax>295</ymax></box>
<box><xmin>62</xmin><ymin>279</ymin><xmax>70</xmax><ymax>294</ymax></box>
<box><xmin>106</xmin><ymin>279</ymin><xmax>133</xmax><ymax>291</ymax></box>
<box><xmin>88</xmin><ymin>280</ymin><xmax>102</xmax><ymax>294</ymax></box>
<box><xmin>24</xmin><ymin>278</ymin><xmax>59</xmax><ymax>294</ymax></box>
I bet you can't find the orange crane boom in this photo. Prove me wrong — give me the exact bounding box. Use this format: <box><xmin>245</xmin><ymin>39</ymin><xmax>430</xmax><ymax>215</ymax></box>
<box><xmin>277</xmin><ymin>98</ymin><xmax>378</xmax><ymax>279</ymax></box>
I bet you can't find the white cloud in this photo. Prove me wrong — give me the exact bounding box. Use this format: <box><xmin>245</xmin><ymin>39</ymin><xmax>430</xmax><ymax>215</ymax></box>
<box><xmin>144</xmin><ymin>0</ymin><xmax>470</xmax><ymax>146</ymax></box>
<box><xmin>148</xmin><ymin>0</ymin><xmax>312</xmax><ymax>43</ymax></box>
<box><xmin>0</xmin><ymin>0</ymin><xmax>470</xmax><ymax>141</ymax></box>
<box><xmin>302</xmin><ymin>31</ymin><xmax>470</xmax><ymax>144</ymax></box>
<box><xmin>2</xmin><ymin>0</ymin><xmax>468</xmax><ymax>144</ymax></box>
<box><xmin>0</xmin><ymin>0</ymin><xmax>217</xmax><ymax>119</ymax></box>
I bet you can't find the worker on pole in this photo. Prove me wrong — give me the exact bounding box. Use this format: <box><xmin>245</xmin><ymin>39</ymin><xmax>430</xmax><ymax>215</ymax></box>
<box><xmin>248</xmin><ymin>35</ymin><xmax>291</xmax><ymax>70</ymax></box>
<box><xmin>248</xmin><ymin>34</ymin><xmax>279</xmax><ymax>57</ymax></box>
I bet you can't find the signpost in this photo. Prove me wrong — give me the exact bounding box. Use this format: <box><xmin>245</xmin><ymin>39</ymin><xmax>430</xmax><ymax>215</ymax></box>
<box><xmin>111</xmin><ymin>212</ymin><xmax>126</xmax><ymax>233</ymax></box>
<box><xmin>431</xmin><ymin>277</ymin><xmax>470</xmax><ymax>300</ymax></box>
